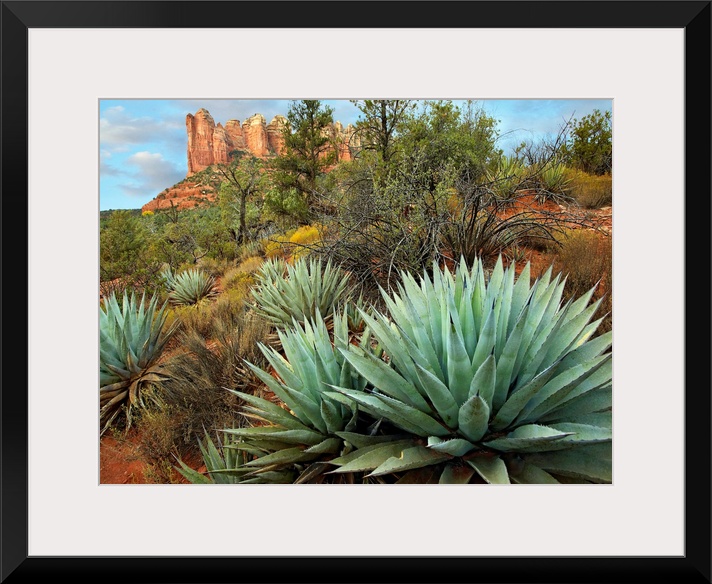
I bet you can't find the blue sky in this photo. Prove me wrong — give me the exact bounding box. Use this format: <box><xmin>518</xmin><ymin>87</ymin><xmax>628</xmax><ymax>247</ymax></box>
<box><xmin>100</xmin><ymin>98</ymin><xmax>612</xmax><ymax>211</ymax></box>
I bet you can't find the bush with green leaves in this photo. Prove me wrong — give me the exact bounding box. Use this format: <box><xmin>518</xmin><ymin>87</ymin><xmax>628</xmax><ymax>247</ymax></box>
<box><xmin>181</xmin><ymin>257</ymin><xmax>611</xmax><ymax>484</ymax></box>
<box><xmin>99</xmin><ymin>290</ymin><xmax>177</xmax><ymax>435</ymax></box>
<box><xmin>251</xmin><ymin>257</ymin><xmax>352</xmax><ymax>328</ymax></box>
<box><xmin>164</xmin><ymin>267</ymin><xmax>217</xmax><ymax>306</ymax></box>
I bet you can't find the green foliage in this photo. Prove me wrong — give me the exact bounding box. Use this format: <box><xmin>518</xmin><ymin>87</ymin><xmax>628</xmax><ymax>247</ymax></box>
<box><xmin>251</xmin><ymin>256</ymin><xmax>352</xmax><ymax>327</ymax></box>
<box><xmin>351</xmin><ymin>99</ymin><xmax>415</xmax><ymax>168</ymax></box>
<box><xmin>262</xmin><ymin>186</ymin><xmax>310</xmax><ymax>227</ymax></box>
<box><xmin>560</xmin><ymin>109</ymin><xmax>612</xmax><ymax>175</ymax></box>
<box><xmin>100</xmin><ymin>210</ymin><xmax>163</xmax><ymax>293</ymax></box>
<box><xmin>99</xmin><ymin>290</ymin><xmax>176</xmax><ymax>435</ymax></box>
<box><xmin>164</xmin><ymin>267</ymin><xmax>217</xmax><ymax>306</ymax></box>
<box><xmin>216</xmin><ymin>153</ymin><xmax>265</xmax><ymax>245</ymax></box>
<box><xmin>401</xmin><ymin>100</ymin><xmax>501</xmax><ymax>184</ymax></box>
<box><xmin>270</xmin><ymin>100</ymin><xmax>336</xmax><ymax>218</ymax></box>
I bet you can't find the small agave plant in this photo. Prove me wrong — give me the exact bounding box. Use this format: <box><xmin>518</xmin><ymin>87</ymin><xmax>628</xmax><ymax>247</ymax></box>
<box><xmin>176</xmin><ymin>312</ymin><xmax>383</xmax><ymax>484</ymax></box>
<box><xmin>165</xmin><ymin>267</ymin><xmax>217</xmax><ymax>306</ymax></box>
<box><xmin>326</xmin><ymin>256</ymin><xmax>612</xmax><ymax>484</ymax></box>
<box><xmin>251</xmin><ymin>256</ymin><xmax>351</xmax><ymax>328</ymax></box>
<box><xmin>99</xmin><ymin>290</ymin><xmax>177</xmax><ymax>435</ymax></box>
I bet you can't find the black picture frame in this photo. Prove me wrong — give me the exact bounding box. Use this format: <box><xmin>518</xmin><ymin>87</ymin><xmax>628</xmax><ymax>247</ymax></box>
<box><xmin>2</xmin><ymin>1</ymin><xmax>710</xmax><ymax>582</ymax></box>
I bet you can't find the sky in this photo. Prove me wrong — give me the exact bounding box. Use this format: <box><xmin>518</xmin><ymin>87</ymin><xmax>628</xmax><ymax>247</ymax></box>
<box><xmin>99</xmin><ymin>98</ymin><xmax>612</xmax><ymax>211</ymax></box>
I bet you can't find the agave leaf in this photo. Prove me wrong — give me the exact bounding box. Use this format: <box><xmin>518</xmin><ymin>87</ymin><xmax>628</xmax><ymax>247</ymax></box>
<box><xmin>240</xmin><ymin>471</ymin><xmax>295</xmax><ymax>484</ymax></box>
<box><xmin>526</xmin><ymin>443</ymin><xmax>612</xmax><ymax>483</ymax></box>
<box><xmin>458</xmin><ymin>394</ymin><xmax>490</xmax><ymax>442</ymax></box>
<box><xmin>445</xmin><ymin>324</ymin><xmax>473</xmax><ymax>406</ymax></box>
<box><xmin>367</xmin><ymin>446</ymin><xmax>450</xmax><ymax>477</ymax></box>
<box><xmin>539</xmin><ymin>386</ymin><xmax>612</xmax><ymax>422</ymax></box>
<box><xmin>548</xmin><ymin>410</ymin><xmax>612</xmax><ymax>429</ymax></box>
<box><xmin>320</xmin><ymin>398</ymin><xmax>345</xmax><ymax>434</ymax></box>
<box><xmin>413</xmin><ymin>362</ymin><xmax>459</xmax><ymax>428</ymax></box>
<box><xmin>357</xmin><ymin>308</ymin><xmax>422</xmax><ymax>387</ymax></box>
<box><xmin>223</xmin><ymin>427</ymin><xmax>325</xmax><ymax>446</ymax></box>
<box><xmin>427</xmin><ymin>436</ymin><xmax>476</xmax><ymax>457</ymax></box>
<box><xmin>490</xmin><ymin>364</ymin><xmax>558</xmax><ymax>431</ymax></box>
<box><xmin>304</xmin><ymin>437</ymin><xmax>343</xmax><ymax>454</ymax></box>
<box><xmin>508</xmin><ymin>262</ymin><xmax>531</xmax><ymax>333</ymax></box>
<box><xmin>245</xmin><ymin>363</ymin><xmax>313</xmax><ymax>426</ymax></box>
<box><xmin>439</xmin><ymin>464</ymin><xmax>477</xmax><ymax>484</ymax></box>
<box><xmin>335</xmin><ymin>432</ymin><xmax>411</xmax><ymax>449</ymax></box>
<box><xmin>469</xmin><ymin>354</ymin><xmax>496</xmax><ymax>409</ymax></box>
<box><xmin>396</xmin><ymin>466</ymin><xmax>441</xmax><ymax>484</ymax></box>
<box><xmin>339</xmin><ymin>348</ymin><xmax>431</xmax><ymax>413</ymax></box>
<box><xmin>539</xmin><ymin>298</ymin><xmax>604</xmax><ymax>368</ymax></box>
<box><xmin>483</xmin><ymin>424</ymin><xmax>573</xmax><ymax>453</ymax></box>
<box><xmin>467</xmin><ymin>455</ymin><xmax>511</xmax><ymax>484</ymax></box>
<box><xmin>242</xmin><ymin>447</ymin><xmax>318</xmax><ymax>467</ymax></box>
<box><xmin>492</xmin><ymin>305</ymin><xmax>530</xmax><ymax>410</ymax></box>
<box><xmin>511</xmin><ymin>274</ymin><xmax>561</xmax><ymax>382</ymax></box>
<box><xmin>174</xmin><ymin>459</ymin><xmax>214</xmax><ymax>484</ymax></box>
<box><xmin>494</xmin><ymin>262</ymin><xmax>516</xmax><ymax>357</ymax></box>
<box><xmin>515</xmin><ymin>354</ymin><xmax>611</xmax><ymax>425</ymax></box>
<box><xmin>539</xmin><ymin>357</ymin><xmax>613</xmax><ymax>414</ymax></box>
<box><xmin>226</xmin><ymin>389</ymin><xmax>312</xmax><ymax>431</ymax></box>
<box><xmin>325</xmin><ymin>387</ymin><xmax>447</xmax><ymax>437</ymax></box>
<box><xmin>510</xmin><ymin>461</ymin><xmax>561</xmax><ymax>484</ymax></box>
<box><xmin>328</xmin><ymin>440</ymin><xmax>417</xmax><ymax>473</ymax></box>
<box><xmin>545</xmin><ymin>423</ymin><xmax>612</xmax><ymax>447</ymax></box>
<box><xmin>471</xmin><ymin>308</ymin><xmax>497</xmax><ymax>375</ymax></box>
<box><xmin>295</xmin><ymin>462</ymin><xmax>333</xmax><ymax>484</ymax></box>
<box><xmin>552</xmin><ymin>331</ymin><xmax>612</xmax><ymax>374</ymax></box>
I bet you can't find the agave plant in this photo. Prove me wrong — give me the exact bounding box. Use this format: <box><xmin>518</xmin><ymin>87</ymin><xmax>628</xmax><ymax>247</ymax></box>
<box><xmin>166</xmin><ymin>267</ymin><xmax>217</xmax><ymax>306</ymax></box>
<box><xmin>99</xmin><ymin>290</ymin><xmax>177</xmax><ymax>435</ymax></box>
<box><xmin>533</xmin><ymin>161</ymin><xmax>572</xmax><ymax>202</ymax></box>
<box><xmin>176</xmin><ymin>430</ymin><xmax>250</xmax><ymax>484</ymax></box>
<box><xmin>251</xmin><ymin>257</ymin><xmax>352</xmax><ymax>328</ymax></box>
<box><xmin>177</xmin><ymin>310</ymin><xmax>393</xmax><ymax>484</ymax></box>
<box><xmin>486</xmin><ymin>155</ymin><xmax>530</xmax><ymax>199</ymax></box>
<box><xmin>324</xmin><ymin>256</ymin><xmax>612</xmax><ymax>484</ymax></box>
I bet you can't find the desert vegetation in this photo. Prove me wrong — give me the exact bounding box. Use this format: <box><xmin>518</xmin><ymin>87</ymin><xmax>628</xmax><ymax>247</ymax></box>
<box><xmin>100</xmin><ymin>100</ymin><xmax>612</xmax><ymax>484</ymax></box>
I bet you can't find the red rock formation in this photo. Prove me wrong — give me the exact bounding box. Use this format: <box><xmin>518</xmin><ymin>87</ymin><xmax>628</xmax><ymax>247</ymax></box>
<box><xmin>145</xmin><ymin>108</ymin><xmax>359</xmax><ymax>212</ymax></box>
<box><xmin>186</xmin><ymin>109</ymin><xmax>218</xmax><ymax>175</ymax></box>
<box><xmin>242</xmin><ymin>114</ymin><xmax>269</xmax><ymax>158</ymax></box>
<box><xmin>225</xmin><ymin>119</ymin><xmax>245</xmax><ymax>149</ymax></box>
<box><xmin>266</xmin><ymin>115</ymin><xmax>288</xmax><ymax>155</ymax></box>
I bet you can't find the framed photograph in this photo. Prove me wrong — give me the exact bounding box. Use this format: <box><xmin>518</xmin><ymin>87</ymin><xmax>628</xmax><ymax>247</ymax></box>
<box><xmin>5</xmin><ymin>1</ymin><xmax>709</xmax><ymax>582</ymax></box>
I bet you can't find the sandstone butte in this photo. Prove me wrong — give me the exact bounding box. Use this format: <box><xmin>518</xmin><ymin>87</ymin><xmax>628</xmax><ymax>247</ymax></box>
<box><xmin>141</xmin><ymin>108</ymin><xmax>358</xmax><ymax>212</ymax></box>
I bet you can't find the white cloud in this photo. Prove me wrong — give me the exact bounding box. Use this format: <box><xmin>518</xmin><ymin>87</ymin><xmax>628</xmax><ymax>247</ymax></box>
<box><xmin>100</xmin><ymin>107</ymin><xmax>183</xmax><ymax>151</ymax></box>
<box><xmin>117</xmin><ymin>151</ymin><xmax>184</xmax><ymax>197</ymax></box>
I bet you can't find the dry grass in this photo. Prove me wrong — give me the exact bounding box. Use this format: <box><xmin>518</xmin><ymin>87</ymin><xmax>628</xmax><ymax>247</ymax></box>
<box><xmin>565</xmin><ymin>170</ymin><xmax>612</xmax><ymax>209</ymax></box>
<box><xmin>552</xmin><ymin>228</ymin><xmax>612</xmax><ymax>335</ymax></box>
